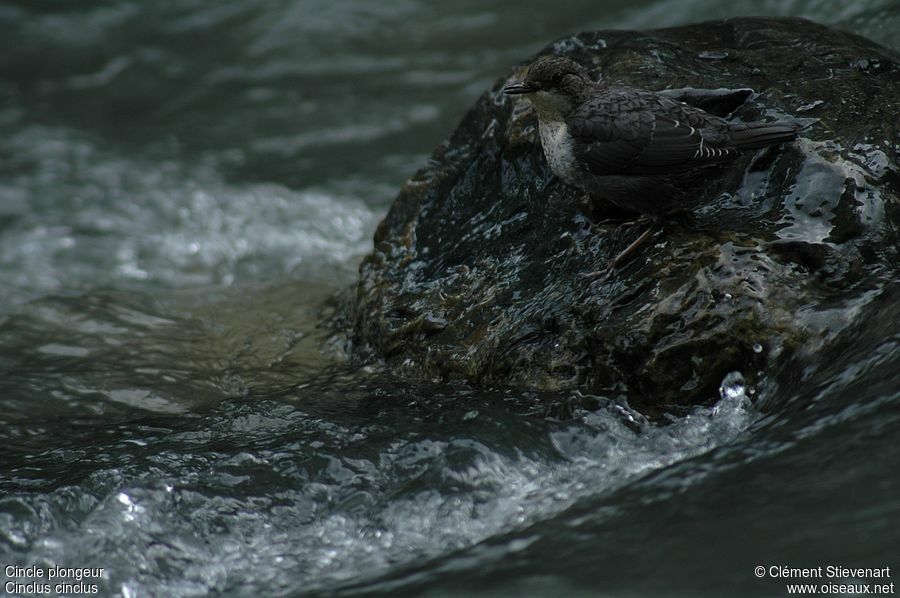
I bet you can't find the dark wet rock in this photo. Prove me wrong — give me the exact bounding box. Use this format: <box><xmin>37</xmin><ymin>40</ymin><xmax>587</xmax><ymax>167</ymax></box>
<box><xmin>336</xmin><ymin>17</ymin><xmax>900</xmax><ymax>412</ymax></box>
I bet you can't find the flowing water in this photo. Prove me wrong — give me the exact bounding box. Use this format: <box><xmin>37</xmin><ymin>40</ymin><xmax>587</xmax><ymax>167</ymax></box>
<box><xmin>1</xmin><ymin>1</ymin><xmax>898</xmax><ymax>596</ymax></box>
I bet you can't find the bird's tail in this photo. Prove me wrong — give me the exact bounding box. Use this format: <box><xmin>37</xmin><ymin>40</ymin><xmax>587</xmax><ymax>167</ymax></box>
<box><xmin>729</xmin><ymin>119</ymin><xmax>815</xmax><ymax>150</ymax></box>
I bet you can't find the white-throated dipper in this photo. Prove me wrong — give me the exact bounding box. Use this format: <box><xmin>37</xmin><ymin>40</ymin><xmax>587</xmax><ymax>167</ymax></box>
<box><xmin>503</xmin><ymin>56</ymin><xmax>806</xmax><ymax>277</ymax></box>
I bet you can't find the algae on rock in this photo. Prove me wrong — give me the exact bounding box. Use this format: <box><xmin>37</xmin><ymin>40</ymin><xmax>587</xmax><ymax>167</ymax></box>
<box><xmin>338</xmin><ymin>17</ymin><xmax>900</xmax><ymax>411</ymax></box>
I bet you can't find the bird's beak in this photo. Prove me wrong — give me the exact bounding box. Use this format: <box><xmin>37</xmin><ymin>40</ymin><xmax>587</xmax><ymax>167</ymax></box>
<box><xmin>503</xmin><ymin>81</ymin><xmax>534</xmax><ymax>95</ymax></box>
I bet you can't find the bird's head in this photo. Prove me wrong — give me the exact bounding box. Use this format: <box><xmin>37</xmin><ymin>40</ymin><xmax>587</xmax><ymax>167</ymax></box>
<box><xmin>503</xmin><ymin>56</ymin><xmax>593</xmax><ymax>119</ymax></box>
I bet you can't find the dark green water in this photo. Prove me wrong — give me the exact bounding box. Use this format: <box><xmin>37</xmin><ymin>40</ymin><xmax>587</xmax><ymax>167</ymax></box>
<box><xmin>1</xmin><ymin>1</ymin><xmax>898</xmax><ymax>596</ymax></box>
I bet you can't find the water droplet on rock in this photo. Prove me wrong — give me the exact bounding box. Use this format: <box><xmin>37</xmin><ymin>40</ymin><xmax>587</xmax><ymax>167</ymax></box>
<box><xmin>719</xmin><ymin>371</ymin><xmax>746</xmax><ymax>401</ymax></box>
<box><xmin>698</xmin><ymin>50</ymin><xmax>729</xmax><ymax>60</ymax></box>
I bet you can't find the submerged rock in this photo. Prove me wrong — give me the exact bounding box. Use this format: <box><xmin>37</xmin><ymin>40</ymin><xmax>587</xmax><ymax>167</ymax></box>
<box><xmin>336</xmin><ymin>17</ymin><xmax>900</xmax><ymax>412</ymax></box>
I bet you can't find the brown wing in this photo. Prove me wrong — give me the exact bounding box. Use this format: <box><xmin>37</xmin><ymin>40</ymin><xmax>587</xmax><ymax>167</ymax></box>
<box><xmin>567</xmin><ymin>90</ymin><xmax>740</xmax><ymax>176</ymax></box>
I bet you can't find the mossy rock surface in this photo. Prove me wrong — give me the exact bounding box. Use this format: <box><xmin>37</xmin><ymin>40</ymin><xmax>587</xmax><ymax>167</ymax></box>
<box><xmin>337</xmin><ymin>17</ymin><xmax>900</xmax><ymax>411</ymax></box>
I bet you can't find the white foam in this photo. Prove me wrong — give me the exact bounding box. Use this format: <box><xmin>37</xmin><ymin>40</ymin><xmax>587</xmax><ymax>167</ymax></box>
<box><xmin>0</xmin><ymin>125</ymin><xmax>379</xmax><ymax>308</ymax></box>
<box><xmin>13</xmin><ymin>382</ymin><xmax>757</xmax><ymax>594</ymax></box>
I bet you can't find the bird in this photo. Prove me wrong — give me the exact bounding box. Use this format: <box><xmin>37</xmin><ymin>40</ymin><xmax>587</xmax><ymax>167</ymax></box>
<box><xmin>503</xmin><ymin>55</ymin><xmax>807</xmax><ymax>278</ymax></box>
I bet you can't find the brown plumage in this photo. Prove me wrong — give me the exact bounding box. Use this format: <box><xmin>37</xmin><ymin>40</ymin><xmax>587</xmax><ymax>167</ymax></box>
<box><xmin>503</xmin><ymin>55</ymin><xmax>808</xmax><ymax>278</ymax></box>
<box><xmin>504</xmin><ymin>56</ymin><xmax>805</xmax><ymax>216</ymax></box>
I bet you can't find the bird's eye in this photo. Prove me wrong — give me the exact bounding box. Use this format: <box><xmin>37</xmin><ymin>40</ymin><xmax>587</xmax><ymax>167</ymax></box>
<box><xmin>551</xmin><ymin>72</ymin><xmax>564</xmax><ymax>86</ymax></box>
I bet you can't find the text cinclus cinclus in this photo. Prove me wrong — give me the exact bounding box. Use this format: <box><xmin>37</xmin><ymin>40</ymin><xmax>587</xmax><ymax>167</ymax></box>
<box><xmin>503</xmin><ymin>56</ymin><xmax>807</xmax><ymax>277</ymax></box>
